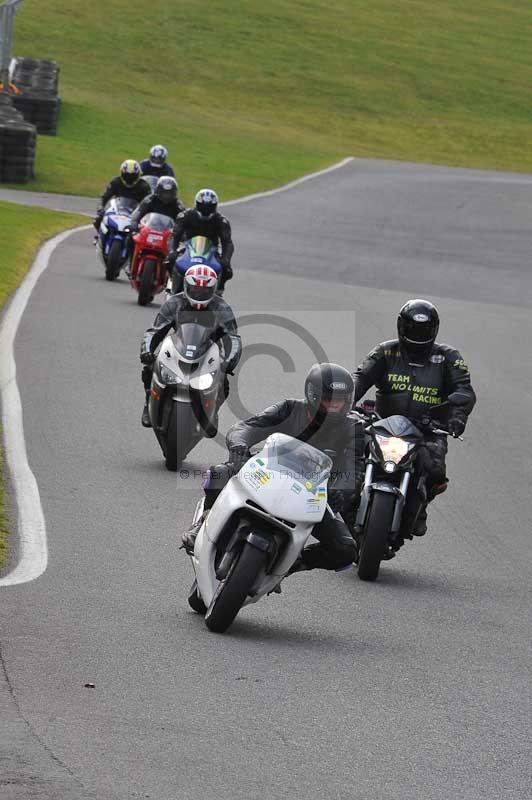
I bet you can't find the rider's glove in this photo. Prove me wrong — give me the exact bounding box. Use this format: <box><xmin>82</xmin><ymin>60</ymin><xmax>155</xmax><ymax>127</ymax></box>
<box><xmin>124</xmin><ymin>223</ymin><xmax>138</xmax><ymax>235</ymax></box>
<box><xmin>228</xmin><ymin>445</ymin><xmax>251</xmax><ymax>470</ymax></box>
<box><xmin>447</xmin><ymin>417</ymin><xmax>466</xmax><ymax>438</ymax></box>
<box><xmin>140</xmin><ymin>351</ymin><xmax>155</xmax><ymax>365</ymax></box>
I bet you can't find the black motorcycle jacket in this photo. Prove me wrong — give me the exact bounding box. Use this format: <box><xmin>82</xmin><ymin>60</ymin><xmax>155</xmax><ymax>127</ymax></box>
<box><xmin>130</xmin><ymin>194</ymin><xmax>186</xmax><ymax>226</ymax></box>
<box><xmin>99</xmin><ymin>176</ymin><xmax>151</xmax><ymax>209</ymax></box>
<box><xmin>141</xmin><ymin>294</ymin><xmax>242</xmax><ymax>372</ymax></box>
<box><xmin>353</xmin><ymin>339</ymin><xmax>476</xmax><ymax>427</ymax></box>
<box><xmin>172</xmin><ymin>209</ymin><xmax>234</xmax><ymax>264</ymax></box>
<box><xmin>227</xmin><ymin>401</ymin><xmax>365</xmax><ymax>494</ymax></box>
<box><xmin>139</xmin><ymin>160</ymin><xmax>175</xmax><ymax>178</ymax></box>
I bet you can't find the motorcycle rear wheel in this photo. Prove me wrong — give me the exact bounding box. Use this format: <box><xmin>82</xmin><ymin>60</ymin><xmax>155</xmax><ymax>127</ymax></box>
<box><xmin>105</xmin><ymin>239</ymin><xmax>122</xmax><ymax>281</ymax></box>
<box><xmin>138</xmin><ymin>258</ymin><xmax>157</xmax><ymax>306</ymax></box>
<box><xmin>357</xmin><ymin>492</ymin><xmax>396</xmax><ymax>581</ymax></box>
<box><xmin>205</xmin><ymin>542</ymin><xmax>267</xmax><ymax>633</ymax></box>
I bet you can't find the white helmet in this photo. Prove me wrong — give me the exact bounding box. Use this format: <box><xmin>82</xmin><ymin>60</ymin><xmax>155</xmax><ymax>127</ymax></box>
<box><xmin>149</xmin><ymin>144</ymin><xmax>168</xmax><ymax>167</ymax></box>
<box><xmin>195</xmin><ymin>188</ymin><xmax>218</xmax><ymax>220</ymax></box>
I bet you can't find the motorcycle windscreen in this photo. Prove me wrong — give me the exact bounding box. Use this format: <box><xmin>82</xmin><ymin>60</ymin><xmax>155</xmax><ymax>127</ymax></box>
<box><xmin>140</xmin><ymin>212</ymin><xmax>174</xmax><ymax>231</ymax></box>
<box><xmin>174</xmin><ymin>322</ymin><xmax>216</xmax><ymax>361</ymax></box>
<box><xmin>106</xmin><ymin>197</ymin><xmax>137</xmax><ymax>214</ymax></box>
<box><xmin>263</xmin><ymin>433</ymin><xmax>332</xmax><ymax>491</ymax></box>
<box><xmin>187</xmin><ymin>236</ymin><xmax>217</xmax><ymax>259</ymax></box>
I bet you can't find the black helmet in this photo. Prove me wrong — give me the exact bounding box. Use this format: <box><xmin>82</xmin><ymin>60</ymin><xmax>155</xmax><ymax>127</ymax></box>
<box><xmin>397</xmin><ymin>299</ymin><xmax>439</xmax><ymax>355</ymax></box>
<box><xmin>304</xmin><ymin>363</ymin><xmax>354</xmax><ymax>421</ymax></box>
<box><xmin>155</xmin><ymin>175</ymin><xmax>178</xmax><ymax>204</ymax></box>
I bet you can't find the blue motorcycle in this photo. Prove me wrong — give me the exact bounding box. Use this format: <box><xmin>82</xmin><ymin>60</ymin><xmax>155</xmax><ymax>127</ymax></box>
<box><xmin>97</xmin><ymin>197</ymin><xmax>137</xmax><ymax>281</ymax></box>
<box><xmin>171</xmin><ymin>236</ymin><xmax>222</xmax><ymax>294</ymax></box>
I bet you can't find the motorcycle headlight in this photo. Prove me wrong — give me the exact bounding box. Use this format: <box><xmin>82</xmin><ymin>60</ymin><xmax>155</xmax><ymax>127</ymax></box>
<box><xmin>190</xmin><ymin>372</ymin><xmax>213</xmax><ymax>391</ymax></box>
<box><xmin>160</xmin><ymin>364</ymin><xmax>182</xmax><ymax>385</ymax></box>
<box><xmin>375</xmin><ymin>434</ymin><xmax>414</xmax><ymax>464</ymax></box>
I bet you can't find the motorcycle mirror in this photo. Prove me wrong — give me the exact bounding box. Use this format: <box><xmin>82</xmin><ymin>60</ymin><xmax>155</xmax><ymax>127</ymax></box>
<box><xmin>447</xmin><ymin>390</ymin><xmax>470</xmax><ymax>407</ymax></box>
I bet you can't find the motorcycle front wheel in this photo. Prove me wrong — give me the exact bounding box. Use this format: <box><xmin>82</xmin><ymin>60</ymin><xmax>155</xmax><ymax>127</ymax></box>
<box><xmin>165</xmin><ymin>402</ymin><xmax>196</xmax><ymax>471</ymax></box>
<box><xmin>205</xmin><ymin>542</ymin><xmax>267</xmax><ymax>633</ymax></box>
<box><xmin>105</xmin><ymin>239</ymin><xmax>122</xmax><ymax>281</ymax></box>
<box><xmin>138</xmin><ymin>258</ymin><xmax>157</xmax><ymax>306</ymax></box>
<box><xmin>357</xmin><ymin>492</ymin><xmax>396</xmax><ymax>581</ymax></box>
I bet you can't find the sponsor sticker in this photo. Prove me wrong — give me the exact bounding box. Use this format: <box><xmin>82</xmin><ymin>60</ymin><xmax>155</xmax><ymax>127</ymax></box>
<box><xmin>291</xmin><ymin>482</ymin><xmax>303</xmax><ymax>495</ymax></box>
<box><xmin>430</xmin><ymin>354</ymin><xmax>445</xmax><ymax>364</ymax></box>
<box><xmin>245</xmin><ymin>468</ymin><xmax>272</xmax><ymax>491</ymax></box>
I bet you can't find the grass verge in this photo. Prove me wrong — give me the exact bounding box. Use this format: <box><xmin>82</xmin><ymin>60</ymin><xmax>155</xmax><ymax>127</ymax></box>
<box><xmin>0</xmin><ymin>201</ymin><xmax>87</xmax><ymax>570</ymax></box>
<box><xmin>8</xmin><ymin>0</ymin><xmax>532</xmax><ymax>200</ymax></box>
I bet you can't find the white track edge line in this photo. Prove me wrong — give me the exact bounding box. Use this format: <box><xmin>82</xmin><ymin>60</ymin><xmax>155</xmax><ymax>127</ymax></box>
<box><xmin>0</xmin><ymin>156</ymin><xmax>355</xmax><ymax>587</ymax></box>
<box><xmin>221</xmin><ymin>157</ymin><xmax>354</xmax><ymax>207</ymax></box>
<box><xmin>0</xmin><ymin>225</ymin><xmax>91</xmax><ymax>587</ymax></box>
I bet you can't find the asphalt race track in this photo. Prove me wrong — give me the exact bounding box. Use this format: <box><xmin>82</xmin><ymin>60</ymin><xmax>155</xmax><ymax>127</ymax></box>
<box><xmin>1</xmin><ymin>159</ymin><xmax>531</xmax><ymax>799</ymax></box>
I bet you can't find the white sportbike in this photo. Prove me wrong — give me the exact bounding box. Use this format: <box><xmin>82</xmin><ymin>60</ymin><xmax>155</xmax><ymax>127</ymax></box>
<box><xmin>186</xmin><ymin>433</ymin><xmax>333</xmax><ymax>633</ymax></box>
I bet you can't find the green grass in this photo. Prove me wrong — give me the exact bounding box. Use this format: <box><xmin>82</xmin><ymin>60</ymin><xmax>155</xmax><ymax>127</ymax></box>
<box><xmin>10</xmin><ymin>0</ymin><xmax>532</xmax><ymax>199</ymax></box>
<box><xmin>0</xmin><ymin>201</ymin><xmax>87</xmax><ymax>568</ymax></box>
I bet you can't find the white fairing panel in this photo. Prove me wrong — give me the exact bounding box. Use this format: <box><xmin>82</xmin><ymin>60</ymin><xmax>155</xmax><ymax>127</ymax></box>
<box><xmin>193</xmin><ymin>434</ymin><xmax>332</xmax><ymax>607</ymax></box>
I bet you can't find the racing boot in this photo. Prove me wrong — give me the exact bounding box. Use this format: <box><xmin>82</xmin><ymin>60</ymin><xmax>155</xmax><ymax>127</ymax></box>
<box><xmin>141</xmin><ymin>392</ymin><xmax>151</xmax><ymax>428</ymax></box>
<box><xmin>412</xmin><ymin>506</ymin><xmax>428</xmax><ymax>536</ymax></box>
<box><xmin>181</xmin><ymin>511</ymin><xmax>209</xmax><ymax>555</ymax></box>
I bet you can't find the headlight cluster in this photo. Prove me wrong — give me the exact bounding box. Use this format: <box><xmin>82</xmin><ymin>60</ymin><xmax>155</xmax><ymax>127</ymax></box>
<box><xmin>375</xmin><ymin>434</ymin><xmax>414</xmax><ymax>466</ymax></box>
<box><xmin>160</xmin><ymin>364</ymin><xmax>182</xmax><ymax>385</ymax></box>
<box><xmin>190</xmin><ymin>372</ymin><xmax>214</xmax><ymax>391</ymax></box>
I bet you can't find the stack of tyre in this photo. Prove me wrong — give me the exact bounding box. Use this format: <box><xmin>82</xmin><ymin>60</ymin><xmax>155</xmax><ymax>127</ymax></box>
<box><xmin>0</xmin><ymin>93</ymin><xmax>37</xmax><ymax>183</ymax></box>
<box><xmin>10</xmin><ymin>57</ymin><xmax>61</xmax><ymax>135</ymax></box>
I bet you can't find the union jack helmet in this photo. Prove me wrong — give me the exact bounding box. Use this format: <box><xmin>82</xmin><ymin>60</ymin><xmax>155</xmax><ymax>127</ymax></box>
<box><xmin>183</xmin><ymin>264</ymin><xmax>218</xmax><ymax>309</ymax></box>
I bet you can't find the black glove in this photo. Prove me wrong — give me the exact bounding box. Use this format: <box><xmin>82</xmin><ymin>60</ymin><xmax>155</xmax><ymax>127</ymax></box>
<box><xmin>221</xmin><ymin>361</ymin><xmax>234</xmax><ymax>375</ymax></box>
<box><xmin>140</xmin><ymin>351</ymin><xmax>155</xmax><ymax>365</ymax></box>
<box><xmin>448</xmin><ymin>417</ymin><xmax>466</xmax><ymax>438</ymax></box>
<box><xmin>228</xmin><ymin>446</ymin><xmax>251</xmax><ymax>470</ymax></box>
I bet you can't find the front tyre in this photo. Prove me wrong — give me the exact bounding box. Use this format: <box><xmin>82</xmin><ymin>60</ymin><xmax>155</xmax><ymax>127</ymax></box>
<box><xmin>105</xmin><ymin>239</ymin><xmax>122</xmax><ymax>281</ymax></box>
<box><xmin>205</xmin><ymin>542</ymin><xmax>267</xmax><ymax>633</ymax></box>
<box><xmin>138</xmin><ymin>258</ymin><xmax>156</xmax><ymax>306</ymax></box>
<box><xmin>357</xmin><ymin>492</ymin><xmax>396</xmax><ymax>581</ymax></box>
<box><xmin>165</xmin><ymin>403</ymin><xmax>195</xmax><ymax>471</ymax></box>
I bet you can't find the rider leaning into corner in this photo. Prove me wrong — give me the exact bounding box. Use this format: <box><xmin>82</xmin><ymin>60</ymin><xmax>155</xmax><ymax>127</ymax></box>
<box><xmin>166</xmin><ymin>189</ymin><xmax>235</xmax><ymax>292</ymax></box>
<box><xmin>139</xmin><ymin>264</ymin><xmax>242</xmax><ymax>429</ymax></box>
<box><xmin>182</xmin><ymin>363</ymin><xmax>365</xmax><ymax>574</ymax></box>
<box><xmin>352</xmin><ymin>298</ymin><xmax>476</xmax><ymax>545</ymax></box>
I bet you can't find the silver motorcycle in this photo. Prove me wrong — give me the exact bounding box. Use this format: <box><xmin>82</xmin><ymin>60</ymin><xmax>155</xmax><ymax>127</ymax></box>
<box><xmin>148</xmin><ymin>321</ymin><xmax>225</xmax><ymax>470</ymax></box>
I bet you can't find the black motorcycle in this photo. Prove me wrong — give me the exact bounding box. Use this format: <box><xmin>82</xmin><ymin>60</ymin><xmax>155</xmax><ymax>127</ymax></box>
<box><xmin>353</xmin><ymin>391</ymin><xmax>469</xmax><ymax>581</ymax></box>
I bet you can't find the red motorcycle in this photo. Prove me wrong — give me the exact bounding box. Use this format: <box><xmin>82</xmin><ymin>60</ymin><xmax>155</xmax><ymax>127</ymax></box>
<box><xmin>130</xmin><ymin>213</ymin><xmax>173</xmax><ymax>306</ymax></box>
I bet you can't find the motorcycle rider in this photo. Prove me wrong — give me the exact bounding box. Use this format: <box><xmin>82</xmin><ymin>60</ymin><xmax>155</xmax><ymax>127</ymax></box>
<box><xmin>167</xmin><ymin>189</ymin><xmax>234</xmax><ymax>292</ymax></box>
<box><xmin>139</xmin><ymin>264</ymin><xmax>241</xmax><ymax>428</ymax></box>
<box><xmin>182</xmin><ymin>363</ymin><xmax>364</xmax><ymax>574</ymax></box>
<box><xmin>93</xmin><ymin>160</ymin><xmax>151</xmax><ymax>231</ymax></box>
<box><xmin>352</xmin><ymin>298</ymin><xmax>476</xmax><ymax>544</ymax></box>
<box><xmin>128</xmin><ymin>176</ymin><xmax>185</xmax><ymax>230</ymax></box>
<box><xmin>139</xmin><ymin>145</ymin><xmax>175</xmax><ymax>178</ymax></box>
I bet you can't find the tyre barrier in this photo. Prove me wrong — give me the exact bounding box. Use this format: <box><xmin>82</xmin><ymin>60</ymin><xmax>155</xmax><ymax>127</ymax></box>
<box><xmin>0</xmin><ymin>103</ymin><xmax>37</xmax><ymax>183</ymax></box>
<box><xmin>9</xmin><ymin>58</ymin><xmax>61</xmax><ymax>136</ymax></box>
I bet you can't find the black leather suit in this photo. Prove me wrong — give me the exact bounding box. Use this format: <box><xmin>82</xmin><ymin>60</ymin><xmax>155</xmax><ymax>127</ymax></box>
<box><xmin>353</xmin><ymin>338</ymin><xmax>476</xmax><ymax>499</ymax></box>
